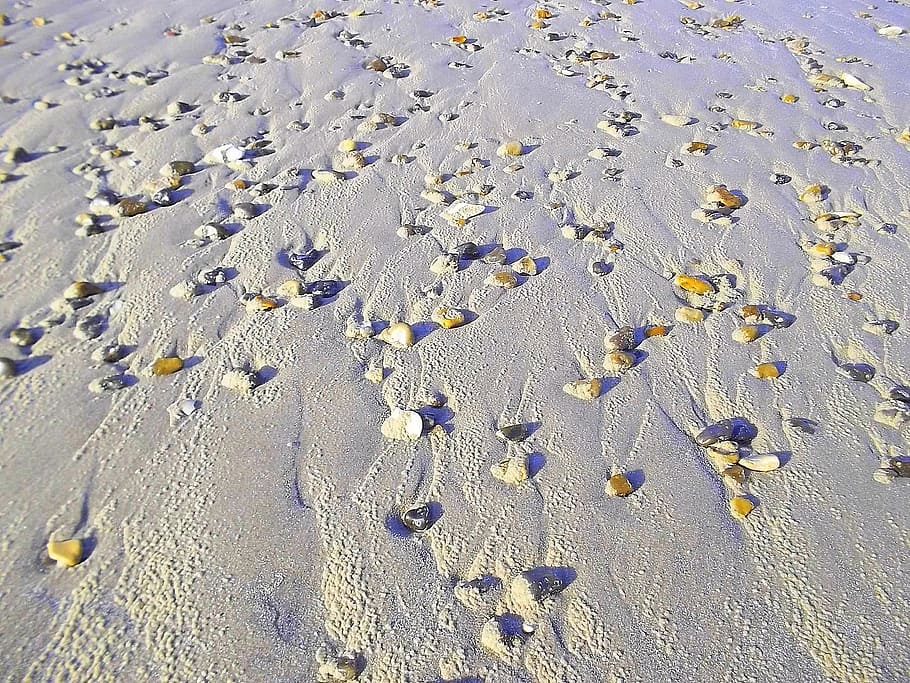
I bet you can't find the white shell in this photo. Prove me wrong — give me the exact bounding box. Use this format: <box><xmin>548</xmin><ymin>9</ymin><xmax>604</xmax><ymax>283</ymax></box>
<box><xmin>738</xmin><ymin>453</ymin><xmax>782</xmax><ymax>472</ymax></box>
<box><xmin>490</xmin><ymin>455</ymin><xmax>529</xmax><ymax>485</ymax></box>
<box><xmin>313</xmin><ymin>169</ymin><xmax>344</xmax><ymax>184</ymax></box>
<box><xmin>442</xmin><ymin>201</ymin><xmax>485</xmax><ymax>222</ymax></box>
<box><xmin>169</xmin><ymin>280</ymin><xmax>200</xmax><ymax>300</ymax></box>
<box><xmin>205</xmin><ymin>144</ymin><xmax>245</xmax><ymax>164</ymax></box>
<box><xmin>660</xmin><ymin>114</ymin><xmax>695</xmax><ymax>126</ymax></box>
<box><xmin>841</xmin><ymin>72</ymin><xmax>872</xmax><ymax>91</ymax></box>
<box><xmin>878</xmin><ymin>25</ymin><xmax>905</xmax><ymax>37</ymax></box>
<box><xmin>380</xmin><ymin>408</ymin><xmax>423</xmax><ymax>441</ymax></box>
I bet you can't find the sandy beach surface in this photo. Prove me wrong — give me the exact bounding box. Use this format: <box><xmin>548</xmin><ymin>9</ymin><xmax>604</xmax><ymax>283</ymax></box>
<box><xmin>1</xmin><ymin>0</ymin><xmax>909</xmax><ymax>680</ymax></box>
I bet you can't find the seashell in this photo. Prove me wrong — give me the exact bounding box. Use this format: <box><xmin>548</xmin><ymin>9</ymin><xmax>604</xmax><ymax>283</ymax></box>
<box><xmin>0</xmin><ymin>357</ymin><xmax>15</xmax><ymax>379</ymax></box>
<box><xmin>47</xmin><ymin>538</ymin><xmax>83</xmax><ymax>567</ymax></box>
<box><xmin>490</xmin><ymin>455</ymin><xmax>529</xmax><ymax>485</ymax></box>
<box><xmin>482</xmin><ymin>246</ymin><xmax>507</xmax><ymax>264</ymax></box>
<box><xmin>675</xmin><ymin>306</ymin><xmax>705</xmax><ymax>324</ymax></box>
<box><xmin>705</xmin><ymin>185</ymin><xmax>743</xmax><ymax>209</ymax></box>
<box><xmin>442</xmin><ymin>201</ymin><xmax>485</xmax><ymax>223</ymax></box>
<box><xmin>451</xmin><ymin>242</ymin><xmax>480</xmax><ymax>260</ymax></box>
<box><xmin>159</xmin><ymin>160</ymin><xmax>194</xmax><ymax>176</ymax></box>
<box><xmin>74</xmin><ymin>315</ymin><xmax>105</xmax><ymax>340</ymax></box>
<box><xmin>675</xmin><ymin>274</ymin><xmax>716</xmax><ymax>295</ymax></box>
<box><xmin>170</xmin><ymin>280</ymin><xmax>200</xmax><ymax>300</ymax></box>
<box><xmin>837</xmin><ymin>362</ymin><xmax>875</xmax><ymax>382</ymax></box>
<box><xmin>485</xmin><ymin>271</ymin><xmax>518</xmax><ymax>289</ymax></box>
<box><xmin>607</xmin><ymin>472</ymin><xmax>634</xmax><ymax>497</ymax></box>
<box><xmin>732</xmin><ymin>325</ymin><xmax>763</xmax><ymax>343</ymax></box>
<box><xmin>729</xmin><ymin>496</ymin><xmax>755</xmax><ymax>519</ymax></box>
<box><xmin>431</xmin><ymin>306</ymin><xmax>467</xmax><ymax>329</ymax></box>
<box><xmin>205</xmin><ymin>144</ymin><xmax>245</xmax><ymax>164</ymax></box>
<box><xmin>874</xmin><ymin>401</ymin><xmax>910</xmax><ymax>430</ymax></box>
<box><xmin>496</xmin><ymin>423</ymin><xmax>529</xmax><ymax>442</ymax></box>
<box><xmin>317</xmin><ymin>655</ymin><xmax>359</xmax><ymax>681</ymax></box>
<box><xmin>233</xmin><ymin>202</ymin><xmax>258</xmax><ymax>219</ymax></box>
<box><xmin>151</xmin><ymin>357</ymin><xmax>183</xmax><ymax>376</ymax></box>
<box><xmin>400</xmin><ymin>503</ymin><xmax>432</xmax><ymax>532</ymax></box>
<box><xmin>660</xmin><ymin>114</ymin><xmax>695</xmax><ymax>126</ymax></box>
<box><xmin>277</xmin><ymin>280</ymin><xmax>305</xmax><ymax>298</ymax></box>
<box><xmin>605</xmin><ymin>326</ymin><xmax>638</xmax><ymax>351</ymax></box>
<box><xmin>344</xmin><ymin>316</ymin><xmax>374</xmax><ymax>340</ymax></box>
<box><xmin>340</xmin><ymin>151</ymin><xmax>366</xmax><ymax>170</ymax></box>
<box><xmin>221</xmin><ymin>368</ymin><xmax>258</xmax><ymax>393</ymax></box>
<box><xmin>92</xmin><ymin>343</ymin><xmax>127</xmax><ymax>363</ymax></box>
<box><xmin>9</xmin><ymin>327</ymin><xmax>36</xmax><ymax>347</ymax></box>
<box><xmin>89</xmin><ymin>374</ymin><xmax>128</xmax><ymax>393</ymax></box>
<box><xmin>696</xmin><ymin>419</ymin><xmax>757</xmax><ymax>446</ymax></box>
<box><xmin>497</xmin><ymin>140</ymin><xmax>523</xmax><ymax>157</ymax></box>
<box><xmin>511</xmin><ymin>256</ymin><xmax>538</xmax><ymax>276</ymax></box>
<box><xmin>313</xmin><ymin>169</ymin><xmax>344</xmax><ymax>184</ymax></box>
<box><xmin>887</xmin><ymin>386</ymin><xmax>910</xmax><ymax>404</ymax></box>
<box><xmin>563</xmin><ymin>378</ymin><xmax>602</xmax><ymax>400</ymax></box>
<box><xmin>381</xmin><ymin>408</ymin><xmax>423</xmax><ymax>441</ymax></box>
<box><xmin>798</xmin><ymin>183</ymin><xmax>825</xmax><ymax>203</ymax></box>
<box><xmin>377</xmin><ymin>322</ymin><xmax>414</xmax><ymax>348</ymax></box>
<box><xmin>337</xmin><ymin>138</ymin><xmax>357</xmax><ymax>153</ymax></box>
<box><xmin>64</xmin><ymin>281</ymin><xmax>103</xmax><ymax>299</ymax></box>
<box><xmin>730</xmin><ymin>119</ymin><xmax>760</xmax><ymax>131</ymax></box>
<box><xmin>683</xmin><ymin>141</ymin><xmax>709</xmax><ymax>155</ymax></box>
<box><xmin>841</xmin><ymin>73</ymin><xmax>871</xmax><ymax>91</ymax></box>
<box><xmin>878</xmin><ymin>25</ymin><xmax>906</xmax><ymax>37</ymax></box>
<box><xmin>750</xmin><ymin>362</ymin><xmax>782</xmax><ymax>379</ymax></box>
<box><xmin>603</xmin><ymin>350</ymin><xmax>637</xmax><ymax>373</ymax></box>
<box><xmin>430</xmin><ymin>253</ymin><xmax>460</xmax><ymax>275</ymax></box>
<box><xmin>245</xmin><ymin>295</ymin><xmax>279</xmax><ymax>313</ymax></box>
<box><xmin>780</xmin><ymin>94</ymin><xmax>799</xmax><ymax>104</ymax></box>
<box><xmin>738</xmin><ymin>453</ymin><xmax>782</xmax><ymax>472</ymax></box>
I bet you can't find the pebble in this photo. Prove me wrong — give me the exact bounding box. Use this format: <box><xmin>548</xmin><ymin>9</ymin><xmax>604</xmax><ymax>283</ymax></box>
<box><xmin>696</xmin><ymin>419</ymin><xmax>758</xmax><ymax>446</ymax></box>
<box><xmin>431</xmin><ymin>306</ymin><xmax>467</xmax><ymax>329</ymax></box>
<box><xmin>496</xmin><ymin>140</ymin><xmax>524</xmax><ymax>157</ymax></box>
<box><xmin>89</xmin><ymin>375</ymin><xmax>128</xmax><ymax>393</ymax></box>
<box><xmin>491</xmin><ymin>455</ymin><xmax>529</xmax><ymax>485</ymax></box>
<box><xmin>798</xmin><ymin>183</ymin><xmax>825</xmax><ymax>203</ymax></box>
<box><xmin>75</xmin><ymin>316</ymin><xmax>106</xmax><ymax>340</ymax></box>
<box><xmin>233</xmin><ymin>202</ymin><xmax>258</xmax><ymax>220</ymax></box>
<box><xmin>64</xmin><ymin>281</ymin><xmax>103</xmax><ymax>299</ymax></box>
<box><xmin>837</xmin><ymin>362</ymin><xmax>875</xmax><ymax>382</ymax></box>
<box><xmin>9</xmin><ymin>327</ymin><xmax>37</xmax><ymax>346</ymax></box>
<box><xmin>511</xmin><ymin>256</ymin><xmax>538</xmax><ymax>276</ymax></box>
<box><xmin>313</xmin><ymin>169</ymin><xmax>344</xmax><ymax>184</ymax></box>
<box><xmin>0</xmin><ymin>357</ymin><xmax>15</xmax><ymax>379</ymax></box>
<box><xmin>160</xmin><ymin>160</ymin><xmax>194</xmax><ymax>176</ymax></box>
<box><xmin>430</xmin><ymin>253</ymin><xmax>460</xmax><ymax>275</ymax></box>
<box><xmin>563</xmin><ymin>378</ymin><xmax>602</xmax><ymax>400</ymax></box>
<box><xmin>47</xmin><ymin>538</ymin><xmax>83</xmax><ymax>567</ymax></box>
<box><xmin>381</xmin><ymin>408</ymin><xmax>423</xmax><ymax>441</ymax></box>
<box><xmin>675</xmin><ymin>274</ymin><xmax>716</xmax><ymax>295</ymax></box>
<box><xmin>496</xmin><ymin>424</ymin><xmax>529</xmax><ymax>442</ymax></box>
<box><xmin>730</xmin><ymin>496</ymin><xmax>755</xmax><ymax>519</ymax></box>
<box><xmin>887</xmin><ymin>386</ymin><xmax>910</xmax><ymax>404</ymax></box>
<box><xmin>722</xmin><ymin>464</ymin><xmax>747</xmax><ymax>484</ymax></box>
<box><xmin>485</xmin><ymin>271</ymin><xmax>518</xmax><ymax>289</ymax></box>
<box><xmin>660</xmin><ymin>114</ymin><xmax>695</xmax><ymax>126</ymax></box>
<box><xmin>738</xmin><ymin>453</ymin><xmax>782</xmax><ymax>472</ymax></box>
<box><xmin>170</xmin><ymin>280</ymin><xmax>201</xmax><ymax>300</ymax></box>
<box><xmin>750</xmin><ymin>362</ymin><xmax>782</xmax><ymax>379</ymax></box>
<box><xmin>377</xmin><ymin>322</ymin><xmax>415</xmax><ymax>349</ymax></box>
<box><xmin>317</xmin><ymin>655</ymin><xmax>358</xmax><ymax>682</ymax></box>
<box><xmin>604</xmin><ymin>326</ymin><xmax>638</xmax><ymax>351</ymax></box>
<box><xmin>603</xmin><ymin>350</ymin><xmax>637</xmax><ymax>373</ymax></box>
<box><xmin>675</xmin><ymin>306</ymin><xmax>705</xmax><ymax>324</ymax></box>
<box><xmin>732</xmin><ymin>325</ymin><xmax>764</xmax><ymax>343</ymax></box>
<box><xmin>607</xmin><ymin>472</ymin><xmax>634</xmax><ymax>497</ymax></box>
<box><xmin>221</xmin><ymin>368</ymin><xmax>258</xmax><ymax>393</ymax></box>
<box><xmin>151</xmin><ymin>356</ymin><xmax>183</xmax><ymax>376</ymax></box>
<box><xmin>400</xmin><ymin>503</ymin><xmax>432</xmax><ymax>532</ymax></box>
<box><xmin>513</xmin><ymin>568</ymin><xmax>568</xmax><ymax>603</ymax></box>
<box><xmin>481</xmin><ymin>246</ymin><xmax>507</xmax><ymax>264</ymax></box>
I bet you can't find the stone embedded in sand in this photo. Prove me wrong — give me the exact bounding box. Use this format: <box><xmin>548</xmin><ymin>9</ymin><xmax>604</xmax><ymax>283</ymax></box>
<box><xmin>675</xmin><ymin>306</ymin><xmax>705</xmax><ymax>324</ymax></box>
<box><xmin>750</xmin><ymin>362</ymin><xmax>782</xmax><ymax>379</ymax></box>
<box><xmin>563</xmin><ymin>378</ymin><xmax>602</xmax><ymax>400</ymax></box>
<box><xmin>381</xmin><ymin>408</ymin><xmax>423</xmax><ymax>441</ymax></box>
<box><xmin>497</xmin><ymin>424</ymin><xmax>529</xmax><ymax>442</ymax></box>
<box><xmin>485</xmin><ymin>271</ymin><xmax>518</xmax><ymax>289</ymax></box>
<box><xmin>605</xmin><ymin>326</ymin><xmax>638</xmax><ymax>351</ymax></box>
<box><xmin>497</xmin><ymin>140</ymin><xmax>523</xmax><ymax>157</ymax></box>
<box><xmin>430</xmin><ymin>253</ymin><xmax>460</xmax><ymax>276</ymax></box>
<box><xmin>340</xmin><ymin>151</ymin><xmax>366</xmax><ymax>170</ymax></box>
<box><xmin>799</xmin><ymin>183</ymin><xmax>825</xmax><ymax>203</ymax></box>
<box><xmin>152</xmin><ymin>356</ymin><xmax>183</xmax><ymax>376</ymax></box>
<box><xmin>365</xmin><ymin>56</ymin><xmax>387</xmax><ymax>71</ymax></box>
<box><xmin>313</xmin><ymin>169</ymin><xmax>345</xmax><ymax>184</ymax></box>
<box><xmin>732</xmin><ymin>325</ymin><xmax>763</xmax><ymax>343</ymax></box>
<box><xmin>780</xmin><ymin>94</ymin><xmax>799</xmax><ymax>103</ymax></box>
<box><xmin>730</xmin><ymin>119</ymin><xmax>759</xmax><ymax>131</ymax></box>
<box><xmin>511</xmin><ymin>256</ymin><xmax>538</xmax><ymax>276</ymax></box>
<box><xmin>0</xmin><ymin>357</ymin><xmax>15</xmax><ymax>379</ymax></box>
<box><xmin>47</xmin><ymin>538</ymin><xmax>83</xmax><ymax>567</ymax></box>
<box><xmin>277</xmin><ymin>280</ymin><xmax>305</xmax><ymax>298</ymax></box>
<box><xmin>841</xmin><ymin>73</ymin><xmax>871</xmax><ymax>91</ymax></box>
<box><xmin>645</xmin><ymin>324</ymin><xmax>670</xmax><ymax>338</ymax></box>
<box><xmin>74</xmin><ymin>316</ymin><xmax>105</xmax><ymax>341</ymax></box>
<box><xmin>730</xmin><ymin>496</ymin><xmax>755</xmax><ymax>519</ymax></box>
<box><xmin>114</xmin><ymin>199</ymin><xmax>146</xmax><ymax>218</ymax></box>
<box><xmin>221</xmin><ymin>368</ymin><xmax>257</xmax><ymax>393</ymax></box>
<box><xmin>705</xmin><ymin>185</ymin><xmax>743</xmax><ymax>209</ymax></box>
<box><xmin>696</xmin><ymin>419</ymin><xmax>757</xmax><ymax>447</ymax></box>
<box><xmin>722</xmin><ymin>464</ymin><xmax>746</xmax><ymax>484</ymax></box>
<box><xmin>375</xmin><ymin>321</ymin><xmax>415</xmax><ymax>349</ymax></box>
<box><xmin>837</xmin><ymin>363</ymin><xmax>875</xmax><ymax>383</ymax></box>
<box><xmin>480</xmin><ymin>617</ymin><xmax>525</xmax><ymax>663</ymax></box>
<box><xmin>738</xmin><ymin>453</ymin><xmax>782</xmax><ymax>472</ymax></box>
<box><xmin>400</xmin><ymin>502</ymin><xmax>432</xmax><ymax>531</ymax></box>
<box><xmin>245</xmin><ymin>295</ymin><xmax>279</xmax><ymax>313</ymax></box>
<box><xmin>170</xmin><ymin>280</ymin><xmax>200</xmax><ymax>300</ymax></box>
<box><xmin>661</xmin><ymin>114</ymin><xmax>695</xmax><ymax>126</ymax></box>
<box><xmin>9</xmin><ymin>327</ymin><xmax>36</xmax><ymax>347</ymax></box>
<box><xmin>675</xmin><ymin>274</ymin><xmax>716</xmax><ymax>295</ymax></box>
<box><xmin>431</xmin><ymin>306</ymin><xmax>466</xmax><ymax>329</ymax></box>
<box><xmin>491</xmin><ymin>455</ymin><xmax>529</xmax><ymax>485</ymax></box>
<box><xmin>683</xmin><ymin>141</ymin><xmax>709</xmax><ymax>155</ymax></box>
<box><xmin>64</xmin><ymin>281</ymin><xmax>103</xmax><ymax>300</ymax></box>
<box><xmin>233</xmin><ymin>202</ymin><xmax>258</xmax><ymax>220</ymax></box>
<box><xmin>607</xmin><ymin>473</ymin><xmax>634</xmax><ymax>497</ymax></box>
<box><xmin>603</xmin><ymin>350</ymin><xmax>636</xmax><ymax>373</ymax></box>
<box><xmin>160</xmin><ymin>160</ymin><xmax>194</xmax><ymax>176</ymax></box>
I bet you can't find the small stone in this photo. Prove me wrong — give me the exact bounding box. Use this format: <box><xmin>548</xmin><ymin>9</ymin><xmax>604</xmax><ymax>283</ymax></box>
<box><xmin>47</xmin><ymin>539</ymin><xmax>83</xmax><ymax>567</ymax></box>
<box><xmin>496</xmin><ymin>424</ymin><xmax>529</xmax><ymax>442</ymax></box>
<box><xmin>430</xmin><ymin>253</ymin><xmax>460</xmax><ymax>275</ymax></box>
<box><xmin>675</xmin><ymin>306</ymin><xmax>705</xmax><ymax>324</ymax></box>
<box><xmin>490</xmin><ymin>455</ymin><xmax>529</xmax><ymax>485</ymax></box>
<box><xmin>705</xmin><ymin>185</ymin><xmax>743</xmax><ymax>209</ymax></box>
<box><xmin>233</xmin><ymin>202</ymin><xmax>258</xmax><ymax>219</ymax></box>
<box><xmin>696</xmin><ymin>419</ymin><xmax>758</xmax><ymax>446</ymax></box>
<box><xmin>114</xmin><ymin>199</ymin><xmax>147</xmax><ymax>217</ymax></box>
<box><xmin>92</xmin><ymin>343</ymin><xmax>127</xmax><ymax>363</ymax></box>
<box><xmin>317</xmin><ymin>655</ymin><xmax>358</xmax><ymax>682</ymax></box>
<box><xmin>873</xmin><ymin>467</ymin><xmax>896</xmax><ymax>485</ymax></box>
<box><xmin>160</xmin><ymin>160</ymin><xmax>194</xmax><ymax>176</ymax></box>
<box><xmin>780</xmin><ymin>93</ymin><xmax>799</xmax><ymax>103</ymax></box>
<box><xmin>245</xmin><ymin>295</ymin><xmax>279</xmax><ymax>313</ymax></box>
<box><xmin>563</xmin><ymin>378</ymin><xmax>602</xmax><ymax>400</ymax></box>
<box><xmin>3</xmin><ymin>146</ymin><xmax>28</xmax><ymax>164</ymax></box>
<box><xmin>888</xmin><ymin>457</ymin><xmax>910</xmax><ymax>477</ymax></box>
<box><xmin>837</xmin><ymin>362</ymin><xmax>875</xmax><ymax>382</ymax></box>
<box><xmin>381</xmin><ymin>408</ymin><xmax>423</xmax><ymax>440</ymax></box>
<box><xmin>277</xmin><ymin>280</ymin><xmax>305</xmax><ymax>298</ymax></box>
<box><xmin>496</xmin><ymin>140</ymin><xmax>523</xmax><ymax>157</ymax></box>
<box><xmin>377</xmin><ymin>322</ymin><xmax>414</xmax><ymax>349</ymax></box>
<box><xmin>431</xmin><ymin>306</ymin><xmax>467</xmax><ymax>329</ymax></box>
<box><xmin>0</xmin><ymin>357</ymin><xmax>15</xmax><ymax>379</ymax></box>
<box><xmin>798</xmin><ymin>183</ymin><xmax>826</xmax><ymax>203</ymax></box>
<box><xmin>511</xmin><ymin>256</ymin><xmax>538</xmax><ymax>276</ymax></box>
<box><xmin>607</xmin><ymin>473</ymin><xmax>633</xmax><ymax>497</ymax></box>
<box><xmin>151</xmin><ymin>357</ymin><xmax>183</xmax><ymax>376</ymax></box>
<box><xmin>887</xmin><ymin>386</ymin><xmax>910</xmax><ymax>404</ymax></box>
<box><xmin>313</xmin><ymin>169</ymin><xmax>344</xmax><ymax>184</ymax></box>
<box><xmin>400</xmin><ymin>503</ymin><xmax>432</xmax><ymax>532</ymax></box>
<box><xmin>337</xmin><ymin>138</ymin><xmax>357</xmax><ymax>153</ymax></box>
<box><xmin>603</xmin><ymin>350</ymin><xmax>637</xmax><ymax>373</ymax></box>
<box><xmin>9</xmin><ymin>327</ymin><xmax>36</xmax><ymax>347</ymax></box>
<box><xmin>481</xmin><ymin>246</ymin><xmax>507</xmax><ymax>264</ymax></box>
<box><xmin>732</xmin><ymin>325</ymin><xmax>764</xmax><ymax>343</ymax></box>
<box><xmin>730</xmin><ymin>496</ymin><xmax>755</xmax><ymax>519</ymax></box>
<box><xmin>660</xmin><ymin>114</ymin><xmax>695</xmax><ymax>126</ymax></box>
<box><xmin>750</xmin><ymin>362</ymin><xmax>782</xmax><ymax>379</ymax></box>
<box><xmin>604</xmin><ymin>326</ymin><xmax>638</xmax><ymax>351</ymax></box>
<box><xmin>675</xmin><ymin>274</ymin><xmax>716</xmax><ymax>295</ymax></box>
<box><xmin>738</xmin><ymin>453</ymin><xmax>782</xmax><ymax>472</ymax></box>
<box><xmin>89</xmin><ymin>374</ymin><xmax>128</xmax><ymax>393</ymax></box>
<box><xmin>485</xmin><ymin>271</ymin><xmax>518</xmax><ymax>289</ymax></box>
<box><xmin>722</xmin><ymin>464</ymin><xmax>746</xmax><ymax>484</ymax></box>
<box><xmin>64</xmin><ymin>281</ymin><xmax>103</xmax><ymax>299</ymax></box>
<box><xmin>221</xmin><ymin>368</ymin><xmax>258</xmax><ymax>393</ymax></box>
<box><xmin>170</xmin><ymin>280</ymin><xmax>200</xmax><ymax>300</ymax></box>
<box><xmin>74</xmin><ymin>316</ymin><xmax>105</xmax><ymax>340</ymax></box>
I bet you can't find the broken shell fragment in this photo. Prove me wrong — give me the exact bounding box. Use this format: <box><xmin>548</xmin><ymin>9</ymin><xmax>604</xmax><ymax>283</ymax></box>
<box><xmin>485</xmin><ymin>271</ymin><xmax>518</xmax><ymax>289</ymax></box>
<box><xmin>563</xmin><ymin>378</ymin><xmax>602</xmax><ymax>400</ymax></box>
<box><xmin>730</xmin><ymin>496</ymin><xmax>755</xmax><ymax>519</ymax></box>
<box><xmin>220</xmin><ymin>368</ymin><xmax>258</xmax><ymax>393</ymax></box>
<box><xmin>47</xmin><ymin>538</ymin><xmax>83</xmax><ymax>567</ymax></box>
<box><xmin>491</xmin><ymin>455</ymin><xmax>529</xmax><ymax>485</ymax></box>
<box><xmin>377</xmin><ymin>322</ymin><xmax>415</xmax><ymax>348</ymax></box>
<box><xmin>431</xmin><ymin>306</ymin><xmax>467</xmax><ymax>329</ymax></box>
<box><xmin>381</xmin><ymin>408</ymin><xmax>423</xmax><ymax>441</ymax></box>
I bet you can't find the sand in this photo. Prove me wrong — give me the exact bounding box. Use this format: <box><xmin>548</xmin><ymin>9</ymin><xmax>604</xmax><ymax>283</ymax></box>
<box><xmin>0</xmin><ymin>0</ymin><xmax>909</xmax><ymax>680</ymax></box>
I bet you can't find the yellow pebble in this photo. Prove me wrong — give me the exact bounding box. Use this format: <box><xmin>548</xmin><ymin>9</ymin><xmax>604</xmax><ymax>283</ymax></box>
<box><xmin>731</xmin><ymin>119</ymin><xmax>760</xmax><ymax>131</ymax></box>
<box><xmin>431</xmin><ymin>306</ymin><xmax>467</xmax><ymax>329</ymax></box>
<box><xmin>730</xmin><ymin>496</ymin><xmax>755</xmax><ymax>519</ymax></box>
<box><xmin>750</xmin><ymin>362</ymin><xmax>781</xmax><ymax>379</ymax></box>
<box><xmin>47</xmin><ymin>539</ymin><xmax>83</xmax><ymax>567</ymax></box>
<box><xmin>607</xmin><ymin>473</ymin><xmax>634</xmax><ymax>497</ymax></box>
<box><xmin>674</xmin><ymin>274</ymin><xmax>716</xmax><ymax>295</ymax></box>
<box><xmin>780</xmin><ymin>94</ymin><xmax>799</xmax><ymax>103</ymax></box>
<box><xmin>337</xmin><ymin>138</ymin><xmax>357</xmax><ymax>153</ymax></box>
<box><xmin>152</xmin><ymin>357</ymin><xmax>184</xmax><ymax>376</ymax></box>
